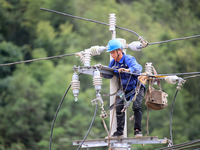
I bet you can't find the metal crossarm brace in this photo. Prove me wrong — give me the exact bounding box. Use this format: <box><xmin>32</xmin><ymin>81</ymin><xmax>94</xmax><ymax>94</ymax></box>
<box><xmin>73</xmin><ymin>136</ymin><xmax>168</xmax><ymax>148</ymax></box>
<box><xmin>73</xmin><ymin>65</ymin><xmax>115</xmax><ymax>76</ymax></box>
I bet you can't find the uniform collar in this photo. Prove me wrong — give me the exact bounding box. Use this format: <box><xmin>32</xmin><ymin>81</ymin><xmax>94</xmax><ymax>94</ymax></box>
<box><xmin>118</xmin><ymin>52</ymin><xmax>125</xmax><ymax>63</ymax></box>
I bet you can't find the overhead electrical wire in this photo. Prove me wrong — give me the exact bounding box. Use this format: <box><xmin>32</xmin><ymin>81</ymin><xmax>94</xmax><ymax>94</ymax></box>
<box><xmin>156</xmin><ymin>139</ymin><xmax>200</xmax><ymax>150</ymax></box>
<box><xmin>1</xmin><ymin>55</ymin><xmax>200</xmax><ymax>80</ymax></box>
<box><xmin>40</xmin><ymin>8</ymin><xmax>141</xmax><ymax>37</ymax></box>
<box><xmin>169</xmin><ymin>74</ymin><xmax>200</xmax><ymax>147</ymax></box>
<box><xmin>40</xmin><ymin>8</ymin><xmax>200</xmax><ymax>46</ymax></box>
<box><xmin>77</xmin><ymin>103</ymin><xmax>98</xmax><ymax>150</ymax></box>
<box><xmin>148</xmin><ymin>34</ymin><xmax>200</xmax><ymax>45</ymax></box>
<box><xmin>49</xmin><ymin>83</ymin><xmax>72</xmax><ymax>150</ymax></box>
<box><xmin>169</xmin><ymin>89</ymin><xmax>179</xmax><ymax>146</ymax></box>
<box><xmin>115</xmin><ymin>68</ymin><xmax>200</xmax><ymax>77</ymax></box>
<box><xmin>0</xmin><ymin>53</ymin><xmax>75</xmax><ymax>67</ymax></box>
<box><xmin>183</xmin><ymin>74</ymin><xmax>200</xmax><ymax>80</ymax></box>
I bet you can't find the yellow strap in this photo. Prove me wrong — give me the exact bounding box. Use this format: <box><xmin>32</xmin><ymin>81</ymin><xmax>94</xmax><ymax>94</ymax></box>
<box><xmin>154</xmin><ymin>75</ymin><xmax>167</xmax><ymax>78</ymax></box>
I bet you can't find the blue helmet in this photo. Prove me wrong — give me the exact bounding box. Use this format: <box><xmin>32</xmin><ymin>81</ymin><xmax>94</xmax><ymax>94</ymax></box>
<box><xmin>107</xmin><ymin>39</ymin><xmax>123</xmax><ymax>52</ymax></box>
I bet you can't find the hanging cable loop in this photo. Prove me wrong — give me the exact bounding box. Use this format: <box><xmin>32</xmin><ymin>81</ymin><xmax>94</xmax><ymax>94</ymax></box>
<box><xmin>40</xmin><ymin>8</ymin><xmax>141</xmax><ymax>37</ymax></box>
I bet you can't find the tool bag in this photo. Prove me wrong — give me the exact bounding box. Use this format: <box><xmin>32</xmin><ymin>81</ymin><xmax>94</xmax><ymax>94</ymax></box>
<box><xmin>145</xmin><ymin>87</ymin><xmax>168</xmax><ymax>110</ymax></box>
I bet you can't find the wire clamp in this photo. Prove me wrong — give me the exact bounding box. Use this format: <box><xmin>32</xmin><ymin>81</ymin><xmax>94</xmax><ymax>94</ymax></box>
<box><xmin>91</xmin><ymin>93</ymin><xmax>104</xmax><ymax>105</ymax></box>
<box><xmin>138</xmin><ymin>36</ymin><xmax>148</xmax><ymax>48</ymax></box>
<box><xmin>176</xmin><ymin>78</ymin><xmax>186</xmax><ymax>90</ymax></box>
<box><xmin>167</xmin><ymin>139</ymin><xmax>173</xmax><ymax>147</ymax></box>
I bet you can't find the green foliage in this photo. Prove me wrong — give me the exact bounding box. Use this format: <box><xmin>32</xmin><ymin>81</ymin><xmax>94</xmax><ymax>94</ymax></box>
<box><xmin>0</xmin><ymin>0</ymin><xmax>200</xmax><ymax>149</ymax></box>
<box><xmin>0</xmin><ymin>41</ymin><xmax>23</xmax><ymax>78</ymax></box>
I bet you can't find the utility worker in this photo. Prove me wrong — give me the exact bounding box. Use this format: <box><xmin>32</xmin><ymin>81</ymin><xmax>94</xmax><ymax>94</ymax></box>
<box><xmin>103</xmin><ymin>39</ymin><xmax>145</xmax><ymax>137</ymax></box>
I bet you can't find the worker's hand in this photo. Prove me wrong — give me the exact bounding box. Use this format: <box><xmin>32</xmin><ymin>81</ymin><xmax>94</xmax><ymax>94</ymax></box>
<box><xmin>138</xmin><ymin>72</ymin><xmax>148</xmax><ymax>84</ymax></box>
<box><xmin>118</xmin><ymin>68</ymin><xmax>130</xmax><ymax>73</ymax></box>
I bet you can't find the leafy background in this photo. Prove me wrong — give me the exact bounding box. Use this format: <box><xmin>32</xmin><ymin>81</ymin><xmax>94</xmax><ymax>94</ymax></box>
<box><xmin>0</xmin><ymin>0</ymin><xmax>200</xmax><ymax>149</ymax></box>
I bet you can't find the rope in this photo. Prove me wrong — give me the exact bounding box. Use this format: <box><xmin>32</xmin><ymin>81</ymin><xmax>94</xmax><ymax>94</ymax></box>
<box><xmin>148</xmin><ymin>34</ymin><xmax>200</xmax><ymax>45</ymax></box>
<box><xmin>146</xmin><ymin>107</ymin><xmax>150</xmax><ymax>136</ymax></box>
<box><xmin>101</xmin><ymin>118</ymin><xmax>109</xmax><ymax>136</ymax></box>
<box><xmin>108</xmin><ymin>95</ymin><xmax>117</xmax><ymax>150</ymax></box>
<box><xmin>40</xmin><ymin>8</ymin><xmax>140</xmax><ymax>37</ymax></box>
<box><xmin>124</xmin><ymin>73</ymin><xmax>133</xmax><ymax>93</ymax></box>
<box><xmin>0</xmin><ymin>53</ymin><xmax>75</xmax><ymax>67</ymax></box>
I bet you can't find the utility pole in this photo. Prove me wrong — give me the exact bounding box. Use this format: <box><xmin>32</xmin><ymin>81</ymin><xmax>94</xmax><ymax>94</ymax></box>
<box><xmin>109</xmin><ymin>13</ymin><xmax>128</xmax><ymax>150</ymax></box>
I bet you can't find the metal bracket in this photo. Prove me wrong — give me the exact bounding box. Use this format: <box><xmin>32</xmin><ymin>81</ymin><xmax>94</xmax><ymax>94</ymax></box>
<box><xmin>73</xmin><ymin>136</ymin><xmax>169</xmax><ymax>149</ymax></box>
<box><xmin>73</xmin><ymin>65</ymin><xmax>115</xmax><ymax>76</ymax></box>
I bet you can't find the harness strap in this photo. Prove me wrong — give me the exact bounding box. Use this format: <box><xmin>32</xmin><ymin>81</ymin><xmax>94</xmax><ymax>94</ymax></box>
<box><xmin>131</xmin><ymin>81</ymin><xmax>141</xmax><ymax>102</ymax></box>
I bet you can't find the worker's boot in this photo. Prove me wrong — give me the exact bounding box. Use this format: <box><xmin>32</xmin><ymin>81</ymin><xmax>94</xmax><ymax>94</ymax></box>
<box><xmin>134</xmin><ymin>130</ymin><xmax>142</xmax><ymax>138</ymax></box>
<box><xmin>112</xmin><ymin>130</ymin><xmax>123</xmax><ymax>137</ymax></box>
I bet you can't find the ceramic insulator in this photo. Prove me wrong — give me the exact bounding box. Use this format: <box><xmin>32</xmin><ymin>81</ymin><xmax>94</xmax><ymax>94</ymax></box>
<box><xmin>109</xmin><ymin>13</ymin><xmax>116</xmax><ymax>31</ymax></box>
<box><xmin>84</xmin><ymin>50</ymin><xmax>91</xmax><ymax>67</ymax></box>
<box><xmin>93</xmin><ymin>70</ymin><xmax>102</xmax><ymax>91</ymax></box>
<box><xmin>71</xmin><ymin>73</ymin><xmax>80</xmax><ymax>102</ymax></box>
<box><xmin>145</xmin><ymin>62</ymin><xmax>153</xmax><ymax>75</ymax></box>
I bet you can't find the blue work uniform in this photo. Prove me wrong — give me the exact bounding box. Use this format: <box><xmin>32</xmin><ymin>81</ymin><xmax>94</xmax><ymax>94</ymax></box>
<box><xmin>103</xmin><ymin>52</ymin><xmax>145</xmax><ymax>132</ymax></box>
<box><xmin>103</xmin><ymin>52</ymin><xmax>142</xmax><ymax>99</ymax></box>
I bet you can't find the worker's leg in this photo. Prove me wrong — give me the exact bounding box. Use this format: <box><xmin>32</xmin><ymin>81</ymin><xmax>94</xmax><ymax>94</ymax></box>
<box><xmin>132</xmin><ymin>86</ymin><xmax>145</xmax><ymax>131</ymax></box>
<box><xmin>116</xmin><ymin>99</ymin><xmax>125</xmax><ymax>133</ymax></box>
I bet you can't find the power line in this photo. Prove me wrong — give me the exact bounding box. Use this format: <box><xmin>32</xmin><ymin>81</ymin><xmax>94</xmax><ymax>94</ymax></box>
<box><xmin>77</xmin><ymin>103</ymin><xmax>98</xmax><ymax>150</ymax></box>
<box><xmin>183</xmin><ymin>74</ymin><xmax>200</xmax><ymax>80</ymax></box>
<box><xmin>169</xmin><ymin>89</ymin><xmax>179</xmax><ymax>146</ymax></box>
<box><xmin>40</xmin><ymin>8</ymin><xmax>200</xmax><ymax>46</ymax></box>
<box><xmin>0</xmin><ymin>53</ymin><xmax>75</xmax><ymax>67</ymax></box>
<box><xmin>40</xmin><ymin>8</ymin><xmax>141</xmax><ymax>37</ymax></box>
<box><xmin>117</xmin><ymin>68</ymin><xmax>200</xmax><ymax>77</ymax></box>
<box><xmin>49</xmin><ymin>84</ymin><xmax>72</xmax><ymax>150</ymax></box>
<box><xmin>1</xmin><ymin>54</ymin><xmax>200</xmax><ymax>80</ymax></box>
<box><xmin>148</xmin><ymin>34</ymin><xmax>200</xmax><ymax>45</ymax></box>
<box><xmin>156</xmin><ymin>139</ymin><xmax>200</xmax><ymax>150</ymax></box>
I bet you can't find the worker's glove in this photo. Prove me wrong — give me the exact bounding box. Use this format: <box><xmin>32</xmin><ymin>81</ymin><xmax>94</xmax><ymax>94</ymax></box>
<box><xmin>121</xmin><ymin>101</ymin><xmax>131</xmax><ymax>113</ymax></box>
<box><xmin>118</xmin><ymin>68</ymin><xmax>129</xmax><ymax>73</ymax></box>
<box><xmin>128</xmin><ymin>41</ymin><xmax>143</xmax><ymax>51</ymax></box>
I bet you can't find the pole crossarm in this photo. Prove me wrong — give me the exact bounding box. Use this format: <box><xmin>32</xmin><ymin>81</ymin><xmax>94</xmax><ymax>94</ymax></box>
<box><xmin>73</xmin><ymin>65</ymin><xmax>115</xmax><ymax>76</ymax></box>
<box><xmin>73</xmin><ymin>136</ymin><xmax>168</xmax><ymax>148</ymax></box>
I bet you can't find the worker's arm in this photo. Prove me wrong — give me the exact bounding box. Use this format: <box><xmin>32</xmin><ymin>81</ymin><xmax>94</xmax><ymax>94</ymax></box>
<box><xmin>125</xmin><ymin>55</ymin><xmax>142</xmax><ymax>74</ymax></box>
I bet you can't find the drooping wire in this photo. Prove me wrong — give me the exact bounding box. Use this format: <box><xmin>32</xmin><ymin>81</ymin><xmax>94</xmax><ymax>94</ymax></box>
<box><xmin>148</xmin><ymin>34</ymin><xmax>200</xmax><ymax>45</ymax></box>
<box><xmin>183</xmin><ymin>74</ymin><xmax>200</xmax><ymax>80</ymax></box>
<box><xmin>49</xmin><ymin>84</ymin><xmax>72</xmax><ymax>150</ymax></box>
<box><xmin>169</xmin><ymin>89</ymin><xmax>179</xmax><ymax>146</ymax></box>
<box><xmin>77</xmin><ymin>103</ymin><xmax>98</xmax><ymax>150</ymax></box>
<box><xmin>49</xmin><ymin>73</ymin><xmax>81</xmax><ymax>150</ymax></box>
<box><xmin>0</xmin><ymin>53</ymin><xmax>75</xmax><ymax>67</ymax></box>
<box><xmin>40</xmin><ymin>8</ymin><xmax>140</xmax><ymax>37</ymax></box>
<box><xmin>156</xmin><ymin>71</ymin><xmax>200</xmax><ymax>76</ymax></box>
<box><xmin>114</xmin><ymin>68</ymin><xmax>200</xmax><ymax>77</ymax></box>
<box><xmin>166</xmin><ymin>73</ymin><xmax>200</xmax><ymax>146</ymax></box>
<box><xmin>169</xmin><ymin>74</ymin><xmax>200</xmax><ymax>146</ymax></box>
